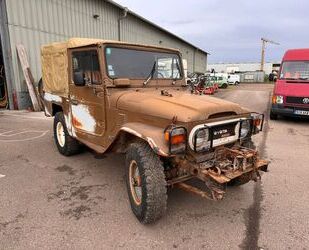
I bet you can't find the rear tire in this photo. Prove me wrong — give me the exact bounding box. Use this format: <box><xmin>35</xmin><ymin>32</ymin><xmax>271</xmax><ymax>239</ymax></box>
<box><xmin>125</xmin><ymin>142</ymin><xmax>167</xmax><ymax>224</ymax></box>
<box><xmin>53</xmin><ymin>112</ymin><xmax>81</xmax><ymax>156</ymax></box>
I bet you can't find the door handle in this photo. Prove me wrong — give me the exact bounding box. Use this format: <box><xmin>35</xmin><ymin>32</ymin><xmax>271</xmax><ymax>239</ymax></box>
<box><xmin>71</xmin><ymin>99</ymin><xmax>78</xmax><ymax>105</ymax></box>
<box><xmin>93</xmin><ymin>87</ymin><xmax>104</xmax><ymax>96</ymax></box>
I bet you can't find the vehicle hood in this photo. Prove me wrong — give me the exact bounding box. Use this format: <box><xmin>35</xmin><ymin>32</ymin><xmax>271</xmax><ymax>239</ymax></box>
<box><xmin>116</xmin><ymin>89</ymin><xmax>247</xmax><ymax>122</ymax></box>
<box><xmin>275</xmin><ymin>80</ymin><xmax>309</xmax><ymax>96</ymax></box>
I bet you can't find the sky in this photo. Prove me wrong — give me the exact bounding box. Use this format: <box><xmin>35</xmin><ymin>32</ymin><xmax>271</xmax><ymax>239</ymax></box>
<box><xmin>114</xmin><ymin>0</ymin><xmax>309</xmax><ymax>63</ymax></box>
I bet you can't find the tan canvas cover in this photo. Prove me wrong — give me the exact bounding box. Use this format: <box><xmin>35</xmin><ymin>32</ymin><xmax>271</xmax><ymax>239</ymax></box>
<box><xmin>41</xmin><ymin>38</ymin><xmax>105</xmax><ymax>97</ymax></box>
<box><xmin>41</xmin><ymin>38</ymin><xmax>180</xmax><ymax>97</ymax></box>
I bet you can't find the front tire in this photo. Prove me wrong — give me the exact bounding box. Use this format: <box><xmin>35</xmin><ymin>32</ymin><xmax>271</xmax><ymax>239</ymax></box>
<box><xmin>270</xmin><ymin>111</ymin><xmax>278</xmax><ymax>120</ymax></box>
<box><xmin>221</xmin><ymin>83</ymin><xmax>228</xmax><ymax>89</ymax></box>
<box><xmin>125</xmin><ymin>142</ymin><xmax>167</xmax><ymax>224</ymax></box>
<box><xmin>53</xmin><ymin>112</ymin><xmax>81</xmax><ymax>156</ymax></box>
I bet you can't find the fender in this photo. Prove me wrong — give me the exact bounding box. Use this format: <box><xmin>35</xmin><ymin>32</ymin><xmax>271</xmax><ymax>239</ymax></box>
<box><xmin>119</xmin><ymin>122</ymin><xmax>170</xmax><ymax>157</ymax></box>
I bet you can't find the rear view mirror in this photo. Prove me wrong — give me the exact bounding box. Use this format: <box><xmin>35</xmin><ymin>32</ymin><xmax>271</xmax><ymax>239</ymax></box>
<box><xmin>73</xmin><ymin>71</ymin><xmax>85</xmax><ymax>86</ymax></box>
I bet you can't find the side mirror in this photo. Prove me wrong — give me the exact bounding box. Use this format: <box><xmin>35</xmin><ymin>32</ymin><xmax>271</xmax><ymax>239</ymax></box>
<box><xmin>114</xmin><ymin>78</ymin><xmax>130</xmax><ymax>87</ymax></box>
<box><xmin>73</xmin><ymin>71</ymin><xmax>85</xmax><ymax>86</ymax></box>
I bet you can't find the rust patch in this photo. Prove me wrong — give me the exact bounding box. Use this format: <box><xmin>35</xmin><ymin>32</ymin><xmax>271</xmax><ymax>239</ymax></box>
<box><xmin>72</xmin><ymin>116</ymin><xmax>82</xmax><ymax>128</ymax></box>
<box><xmin>174</xmin><ymin>145</ymin><xmax>268</xmax><ymax>200</ymax></box>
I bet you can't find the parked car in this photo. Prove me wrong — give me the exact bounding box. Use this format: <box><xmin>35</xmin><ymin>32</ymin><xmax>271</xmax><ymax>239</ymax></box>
<box><xmin>227</xmin><ymin>74</ymin><xmax>240</xmax><ymax>85</ymax></box>
<box><xmin>209</xmin><ymin>73</ymin><xmax>229</xmax><ymax>88</ymax></box>
<box><xmin>41</xmin><ymin>38</ymin><xmax>268</xmax><ymax>224</ymax></box>
<box><xmin>270</xmin><ymin>49</ymin><xmax>309</xmax><ymax>120</ymax></box>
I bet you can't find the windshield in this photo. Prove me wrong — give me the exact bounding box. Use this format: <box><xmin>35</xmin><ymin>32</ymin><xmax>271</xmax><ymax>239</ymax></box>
<box><xmin>280</xmin><ymin>61</ymin><xmax>309</xmax><ymax>80</ymax></box>
<box><xmin>105</xmin><ymin>47</ymin><xmax>182</xmax><ymax>80</ymax></box>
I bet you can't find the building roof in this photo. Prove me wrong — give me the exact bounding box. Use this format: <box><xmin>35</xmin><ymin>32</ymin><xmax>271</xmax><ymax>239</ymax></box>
<box><xmin>106</xmin><ymin>0</ymin><xmax>208</xmax><ymax>55</ymax></box>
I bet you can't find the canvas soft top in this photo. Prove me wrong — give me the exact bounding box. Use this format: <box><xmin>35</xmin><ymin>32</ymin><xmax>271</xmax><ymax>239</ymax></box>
<box><xmin>41</xmin><ymin>38</ymin><xmax>180</xmax><ymax>97</ymax></box>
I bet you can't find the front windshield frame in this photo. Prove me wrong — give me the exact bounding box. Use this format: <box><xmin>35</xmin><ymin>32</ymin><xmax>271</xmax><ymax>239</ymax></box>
<box><xmin>104</xmin><ymin>45</ymin><xmax>184</xmax><ymax>82</ymax></box>
<box><xmin>279</xmin><ymin>60</ymin><xmax>309</xmax><ymax>81</ymax></box>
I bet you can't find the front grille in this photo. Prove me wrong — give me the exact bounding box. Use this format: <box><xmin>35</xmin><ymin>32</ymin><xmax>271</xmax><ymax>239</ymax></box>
<box><xmin>211</xmin><ymin>123</ymin><xmax>237</xmax><ymax>140</ymax></box>
<box><xmin>286</xmin><ymin>96</ymin><xmax>309</xmax><ymax>105</ymax></box>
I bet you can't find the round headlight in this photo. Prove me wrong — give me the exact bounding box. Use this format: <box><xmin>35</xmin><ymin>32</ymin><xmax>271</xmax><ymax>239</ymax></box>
<box><xmin>195</xmin><ymin>128</ymin><xmax>210</xmax><ymax>151</ymax></box>
<box><xmin>240</xmin><ymin>120</ymin><xmax>251</xmax><ymax>139</ymax></box>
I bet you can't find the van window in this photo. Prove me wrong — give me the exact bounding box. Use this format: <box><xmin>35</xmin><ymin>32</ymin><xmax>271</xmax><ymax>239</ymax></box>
<box><xmin>280</xmin><ymin>61</ymin><xmax>309</xmax><ymax>80</ymax></box>
<box><xmin>72</xmin><ymin>50</ymin><xmax>101</xmax><ymax>85</ymax></box>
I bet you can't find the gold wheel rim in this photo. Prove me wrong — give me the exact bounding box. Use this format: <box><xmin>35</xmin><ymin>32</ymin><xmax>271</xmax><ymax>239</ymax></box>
<box><xmin>56</xmin><ymin>122</ymin><xmax>65</xmax><ymax>147</ymax></box>
<box><xmin>129</xmin><ymin>160</ymin><xmax>142</xmax><ymax>205</ymax></box>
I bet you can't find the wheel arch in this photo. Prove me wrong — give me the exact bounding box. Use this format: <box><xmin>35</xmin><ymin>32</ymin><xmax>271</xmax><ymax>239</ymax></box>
<box><xmin>51</xmin><ymin>103</ymin><xmax>63</xmax><ymax>116</ymax></box>
<box><xmin>108</xmin><ymin>123</ymin><xmax>170</xmax><ymax>157</ymax></box>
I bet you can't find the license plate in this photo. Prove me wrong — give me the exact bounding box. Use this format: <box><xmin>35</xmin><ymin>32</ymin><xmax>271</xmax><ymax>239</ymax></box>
<box><xmin>294</xmin><ymin>110</ymin><xmax>309</xmax><ymax>116</ymax></box>
<box><xmin>212</xmin><ymin>124</ymin><xmax>236</xmax><ymax>139</ymax></box>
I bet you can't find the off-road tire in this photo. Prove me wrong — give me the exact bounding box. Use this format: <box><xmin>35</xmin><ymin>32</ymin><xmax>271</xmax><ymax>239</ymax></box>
<box><xmin>270</xmin><ymin>111</ymin><xmax>278</xmax><ymax>120</ymax></box>
<box><xmin>235</xmin><ymin>81</ymin><xmax>239</xmax><ymax>85</ymax></box>
<box><xmin>242</xmin><ymin>139</ymin><xmax>256</xmax><ymax>150</ymax></box>
<box><xmin>53</xmin><ymin>112</ymin><xmax>81</xmax><ymax>156</ymax></box>
<box><xmin>125</xmin><ymin>142</ymin><xmax>167</xmax><ymax>224</ymax></box>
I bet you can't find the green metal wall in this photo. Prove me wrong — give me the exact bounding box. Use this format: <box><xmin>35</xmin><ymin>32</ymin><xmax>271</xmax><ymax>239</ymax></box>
<box><xmin>4</xmin><ymin>0</ymin><xmax>207</xmax><ymax>109</ymax></box>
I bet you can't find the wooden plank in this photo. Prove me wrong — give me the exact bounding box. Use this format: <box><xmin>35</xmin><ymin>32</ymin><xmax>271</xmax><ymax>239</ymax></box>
<box><xmin>16</xmin><ymin>44</ymin><xmax>41</xmax><ymax>111</ymax></box>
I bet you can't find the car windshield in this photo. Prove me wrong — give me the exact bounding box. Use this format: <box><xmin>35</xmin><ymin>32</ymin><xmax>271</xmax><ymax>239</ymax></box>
<box><xmin>105</xmin><ymin>47</ymin><xmax>182</xmax><ymax>81</ymax></box>
<box><xmin>280</xmin><ymin>61</ymin><xmax>309</xmax><ymax>80</ymax></box>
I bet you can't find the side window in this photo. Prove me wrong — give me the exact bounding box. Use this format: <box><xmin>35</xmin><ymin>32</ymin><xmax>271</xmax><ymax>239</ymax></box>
<box><xmin>72</xmin><ymin>50</ymin><xmax>101</xmax><ymax>85</ymax></box>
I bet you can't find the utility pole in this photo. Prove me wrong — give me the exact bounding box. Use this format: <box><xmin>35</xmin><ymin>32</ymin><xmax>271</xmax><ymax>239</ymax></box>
<box><xmin>260</xmin><ymin>37</ymin><xmax>280</xmax><ymax>71</ymax></box>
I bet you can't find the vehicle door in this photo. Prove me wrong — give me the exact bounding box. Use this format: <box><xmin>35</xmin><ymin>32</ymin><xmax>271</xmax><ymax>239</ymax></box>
<box><xmin>68</xmin><ymin>47</ymin><xmax>106</xmax><ymax>146</ymax></box>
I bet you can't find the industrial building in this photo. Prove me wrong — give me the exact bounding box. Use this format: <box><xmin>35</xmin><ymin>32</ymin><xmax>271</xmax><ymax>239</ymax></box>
<box><xmin>0</xmin><ymin>0</ymin><xmax>208</xmax><ymax>110</ymax></box>
<box><xmin>207</xmin><ymin>62</ymin><xmax>281</xmax><ymax>75</ymax></box>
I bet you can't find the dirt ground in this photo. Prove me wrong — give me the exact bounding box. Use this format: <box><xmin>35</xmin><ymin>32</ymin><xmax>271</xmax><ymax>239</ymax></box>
<box><xmin>0</xmin><ymin>83</ymin><xmax>308</xmax><ymax>249</ymax></box>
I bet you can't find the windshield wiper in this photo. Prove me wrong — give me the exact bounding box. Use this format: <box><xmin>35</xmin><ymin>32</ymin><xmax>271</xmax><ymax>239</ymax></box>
<box><xmin>143</xmin><ymin>61</ymin><xmax>156</xmax><ymax>86</ymax></box>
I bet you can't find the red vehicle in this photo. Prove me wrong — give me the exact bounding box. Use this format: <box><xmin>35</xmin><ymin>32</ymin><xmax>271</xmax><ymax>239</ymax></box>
<box><xmin>270</xmin><ymin>49</ymin><xmax>309</xmax><ymax>119</ymax></box>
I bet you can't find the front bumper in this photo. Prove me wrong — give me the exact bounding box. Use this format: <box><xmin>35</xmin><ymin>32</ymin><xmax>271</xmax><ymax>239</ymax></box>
<box><xmin>271</xmin><ymin>104</ymin><xmax>309</xmax><ymax>118</ymax></box>
<box><xmin>170</xmin><ymin>146</ymin><xmax>269</xmax><ymax>200</ymax></box>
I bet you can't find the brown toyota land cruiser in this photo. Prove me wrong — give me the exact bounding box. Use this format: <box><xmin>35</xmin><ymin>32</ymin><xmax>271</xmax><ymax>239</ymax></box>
<box><xmin>41</xmin><ymin>38</ymin><xmax>268</xmax><ymax>224</ymax></box>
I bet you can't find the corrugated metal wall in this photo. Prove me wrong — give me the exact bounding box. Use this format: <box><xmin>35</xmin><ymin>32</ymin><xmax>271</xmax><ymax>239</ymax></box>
<box><xmin>5</xmin><ymin>0</ymin><xmax>207</xmax><ymax>108</ymax></box>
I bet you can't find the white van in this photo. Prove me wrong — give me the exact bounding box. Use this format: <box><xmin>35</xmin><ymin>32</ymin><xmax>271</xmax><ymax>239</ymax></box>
<box><xmin>228</xmin><ymin>74</ymin><xmax>240</xmax><ymax>85</ymax></box>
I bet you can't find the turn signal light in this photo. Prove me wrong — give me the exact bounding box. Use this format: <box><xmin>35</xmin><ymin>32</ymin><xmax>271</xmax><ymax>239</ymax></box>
<box><xmin>253</xmin><ymin>118</ymin><xmax>261</xmax><ymax>127</ymax></box>
<box><xmin>170</xmin><ymin>134</ymin><xmax>186</xmax><ymax>145</ymax></box>
<box><xmin>164</xmin><ymin>126</ymin><xmax>187</xmax><ymax>154</ymax></box>
<box><xmin>272</xmin><ymin>95</ymin><xmax>277</xmax><ymax>104</ymax></box>
<box><xmin>272</xmin><ymin>95</ymin><xmax>283</xmax><ymax>104</ymax></box>
<box><xmin>251</xmin><ymin>113</ymin><xmax>264</xmax><ymax>134</ymax></box>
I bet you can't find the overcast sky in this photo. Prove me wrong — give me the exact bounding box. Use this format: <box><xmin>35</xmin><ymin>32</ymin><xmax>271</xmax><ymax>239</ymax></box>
<box><xmin>114</xmin><ymin>0</ymin><xmax>309</xmax><ymax>63</ymax></box>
